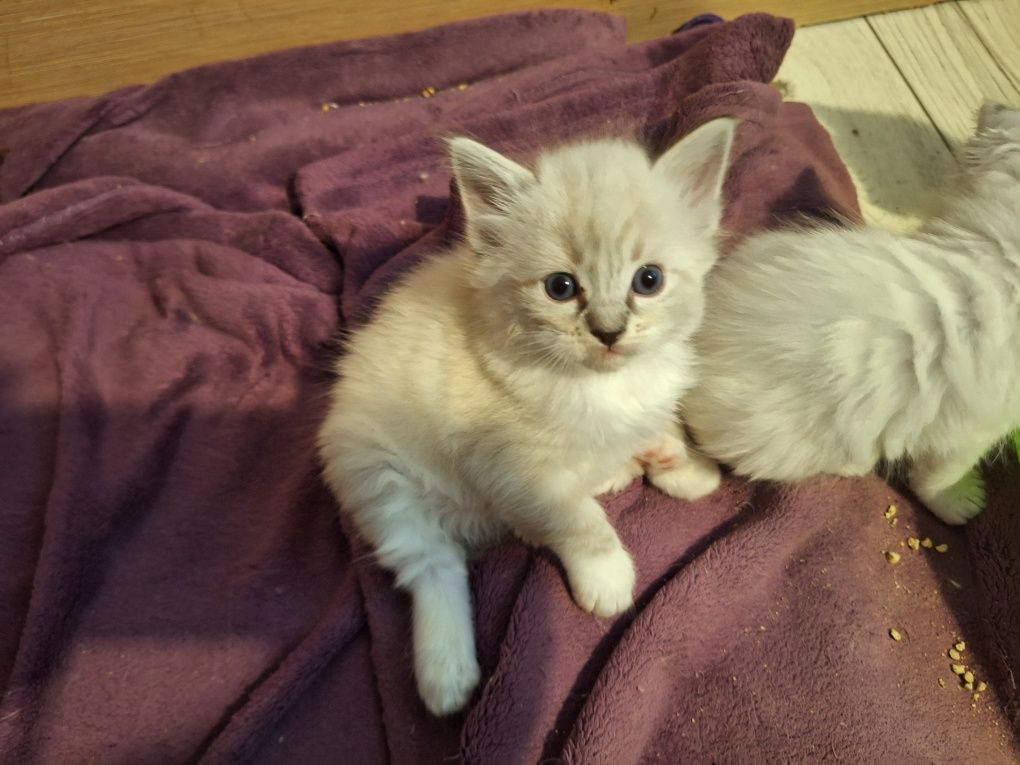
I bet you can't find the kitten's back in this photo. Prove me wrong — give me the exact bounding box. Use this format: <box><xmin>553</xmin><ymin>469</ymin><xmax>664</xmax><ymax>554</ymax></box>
<box><xmin>688</xmin><ymin>224</ymin><xmax>1020</xmax><ymax>480</ymax></box>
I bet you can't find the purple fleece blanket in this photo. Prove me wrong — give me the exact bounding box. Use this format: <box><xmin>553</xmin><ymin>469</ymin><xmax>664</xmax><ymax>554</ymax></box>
<box><xmin>1</xmin><ymin>11</ymin><xmax>1017</xmax><ymax>764</ymax></box>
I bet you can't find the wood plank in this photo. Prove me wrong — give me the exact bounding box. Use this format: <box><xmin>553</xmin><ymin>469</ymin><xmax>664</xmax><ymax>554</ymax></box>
<box><xmin>868</xmin><ymin>1</ymin><xmax>1020</xmax><ymax>151</ymax></box>
<box><xmin>958</xmin><ymin>0</ymin><xmax>1020</xmax><ymax>91</ymax></box>
<box><xmin>777</xmin><ymin>18</ymin><xmax>955</xmax><ymax>231</ymax></box>
<box><xmin>0</xmin><ymin>0</ymin><xmax>945</xmax><ymax>109</ymax></box>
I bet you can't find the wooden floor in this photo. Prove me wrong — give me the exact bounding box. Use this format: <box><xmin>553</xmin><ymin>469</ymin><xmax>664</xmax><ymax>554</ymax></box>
<box><xmin>1</xmin><ymin>0</ymin><xmax>940</xmax><ymax>109</ymax></box>
<box><xmin>779</xmin><ymin>0</ymin><xmax>1019</xmax><ymax>230</ymax></box>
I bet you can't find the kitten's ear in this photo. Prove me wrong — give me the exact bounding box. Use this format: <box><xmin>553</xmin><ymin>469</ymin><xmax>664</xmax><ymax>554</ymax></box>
<box><xmin>653</xmin><ymin>118</ymin><xmax>737</xmax><ymax>235</ymax></box>
<box><xmin>448</xmin><ymin>137</ymin><xmax>535</xmax><ymax>252</ymax></box>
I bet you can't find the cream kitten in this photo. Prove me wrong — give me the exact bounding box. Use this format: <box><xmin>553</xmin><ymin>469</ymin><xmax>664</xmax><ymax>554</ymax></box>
<box><xmin>686</xmin><ymin>102</ymin><xmax>1020</xmax><ymax>526</ymax></box>
<box><xmin>317</xmin><ymin>119</ymin><xmax>735</xmax><ymax>715</ymax></box>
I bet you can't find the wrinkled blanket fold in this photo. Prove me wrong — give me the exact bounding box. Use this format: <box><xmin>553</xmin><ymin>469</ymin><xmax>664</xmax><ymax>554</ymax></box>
<box><xmin>0</xmin><ymin>10</ymin><xmax>1017</xmax><ymax>765</ymax></box>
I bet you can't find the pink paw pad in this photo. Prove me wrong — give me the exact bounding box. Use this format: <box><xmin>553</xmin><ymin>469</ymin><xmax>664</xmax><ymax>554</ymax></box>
<box><xmin>638</xmin><ymin>448</ymin><xmax>678</xmax><ymax>471</ymax></box>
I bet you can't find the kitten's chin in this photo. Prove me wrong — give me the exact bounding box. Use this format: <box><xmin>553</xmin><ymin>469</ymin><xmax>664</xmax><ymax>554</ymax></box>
<box><xmin>584</xmin><ymin>346</ymin><xmax>634</xmax><ymax>372</ymax></box>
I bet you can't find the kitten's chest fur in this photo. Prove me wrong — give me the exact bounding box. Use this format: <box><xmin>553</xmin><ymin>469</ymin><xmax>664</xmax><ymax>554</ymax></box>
<box><xmin>508</xmin><ymin>356</ymin><xmax>687</xmax><ymax>459</ymax></box>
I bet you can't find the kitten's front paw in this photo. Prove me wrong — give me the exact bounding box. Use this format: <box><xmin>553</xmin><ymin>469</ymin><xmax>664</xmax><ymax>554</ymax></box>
<box><xmin>926</xmin><ymin>468</ymin><xmax>987</xmax><ymax>525</ymax></box>
<box><xmin>415</xmin><ymin>645</ymin><xmax>481</xmax><ymax>716</ymax></box>
<box><xmin>565</xmin><ymin>544</ymin><xmax>636</xmax><ymax>618</ymax></box>
<box><xmin>592</xmin><ymin>459</ymin><xmax>644</xmax><ymax>495</ymax></box>
<box><xmin>647</xmin><ymin>450</ymin><xmax>721</xmax><ymax>501</ymax></box>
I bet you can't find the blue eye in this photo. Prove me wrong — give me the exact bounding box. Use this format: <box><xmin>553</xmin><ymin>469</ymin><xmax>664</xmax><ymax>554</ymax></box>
<box><xmin>632</xmin><ymin>265</ymin><xmax>664</xmax><ymax>295</ymax></box>
<box><xmin>544</xmin><ymin>272</ymin><xmax>578</xmax><ymax>301</ymax></box>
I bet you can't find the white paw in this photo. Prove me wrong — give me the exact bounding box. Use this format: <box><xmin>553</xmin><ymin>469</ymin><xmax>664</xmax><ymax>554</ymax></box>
<box><xmin>648</xmin><ymin>451</ymin><xmax>721</xmax><ymax>501</ymax></box>
<box><xmin>565</xmin><ymin>544</ymin><xmax>636</xmax><ymax>618</ymax></box>
<box><xmin>592</xmin><ymin>459</ymin><xmax>643</xmax><ymax>495</ymax></box>
<box><xmin>925</xmin><ymin>468</ymin><xmax>987</xmax><ymax>525</ymax></box>
<box><xmin>415</xmin><ymin>645</ymin><xmax>481</xmax><ymax>716</ymax></box>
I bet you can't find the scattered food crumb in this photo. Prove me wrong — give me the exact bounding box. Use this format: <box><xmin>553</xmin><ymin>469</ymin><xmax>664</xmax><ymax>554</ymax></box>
<box><xmin>889</xmin><ymin>628</ymin><xmax>902</xmax><ymax>641</ymax></box>
<box><xmin>884</xmin><ymin>504</ymin><xmax>898</xmax><ymax>520</ymax></box>
<box><xmin>421</xmin><ymin>86</ymin><xmax>437</xmax><ymax>98</ymax></box>
<box><xmin>921</xmin><ymin>537</ymin><xmax>934</xmax><ymax>549</ymax></box>
<box><xmin>965</xmin><ymin>681</ymin><xmax>975</xmax><ymax>691</ymax></box>
<box><xmin>977</xmin><ymin>681</ymin><xmax>987</xmax><ymax>692</ymax></box>
<box><xmin>964</xmin><ymin>671</ymin><xmax>975</xmax><ymax>684</ymax></box>
<box><xmin>955</xmin><ymin>641</ymin><xmax>966</xmax><ymax>652</ymax></box>
<box><xmin>949</xmin><ymin>648</ymin><xmax>961</xmax><ymax>661</ymax></box>
<box><xmin>456</xmin><ymin>83</ymin><xmax>469</xmax><ymax>91</ymax></box>
<box><xmin>907</xmin><ymin>537</ymin><xmax>921</xmax><ymax>551</ymax></box>
<box><xmin>973</xmin><ymin>692</ymin><xmax>982</xmax><ymax>701</ymax></box>
<box><xmin>890</xmin><ymin>517</ymin><xmax>898</xmax><ymax>527</ymax></box>
<box><xmin>938</xmin><ymin>677</ymin><xmax>946</xmax><ymax>688</ymax></box>
<box><xmin>320</xmin><ymin>102</ymin><xmax>339</xmax><ymax>112</ymax></box>
<box><xmin>771</xmin><ymin>79</ymin><xmax>792</xmax><ymax>97</ymax></box>
<box><xmin>885</xmin><ymin>551</ymin><xmax>902</xmax><ymax>565</ymax></box>
<box><xmin>935</xmin><ymin>543</ymin><xmax>949</xmax><ymax>553</ymax></box>
<box><xmin>418</xmin><ymin>172</ymin><xmax>429</xmax><ymax>182</ymax></box>
<box><xmin>952</xmin><ymin>664</ymin><xmax>967</xmax><ymax>675</ymax></box>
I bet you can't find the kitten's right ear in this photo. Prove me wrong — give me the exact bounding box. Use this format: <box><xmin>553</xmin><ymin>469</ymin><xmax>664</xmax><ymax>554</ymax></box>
<box><xmin>448</xmin><ymin>137</ymin><xmax>535</xmax><ymax>252</ymax></box>
<box><xmin>653</xmin><ymin>117</ymin><xmax>737</xmax><ymax>238</ymax></box>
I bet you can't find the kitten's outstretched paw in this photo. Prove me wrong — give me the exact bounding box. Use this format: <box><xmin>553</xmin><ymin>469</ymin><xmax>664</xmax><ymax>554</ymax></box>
<box><xmin>566</xmin><ymin>545</ymin><xmax>635</xmax><ymax>618</ymax></box>
<box><xmin>925</xmin><ymin>469</ymin><xmax>987</xmax><ymax>526</ymax></box>
<box><xmin>592</xmin><ymin>459</ymin><xmax>643</xmax><ymax>495</ymax></box>
<box><xmin>415</xmin><ymin>645</ymin><xmax>481</xmax><ymax>716</ymax></box>
<box><xmin>647</xmin><ymin>450</ymin><xmax>721</xmax><ymax>501</ymax></box>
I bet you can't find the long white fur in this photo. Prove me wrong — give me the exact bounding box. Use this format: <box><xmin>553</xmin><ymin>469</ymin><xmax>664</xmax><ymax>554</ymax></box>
<box><xmin>686</xmin><ymin>102</ymin><xmax>1020</xmax><ymax>526</ymax></box>
<box><xmin>317</xmin><ymin>119</ymin><xmax>735</xmax><ymax>715</ymax></box>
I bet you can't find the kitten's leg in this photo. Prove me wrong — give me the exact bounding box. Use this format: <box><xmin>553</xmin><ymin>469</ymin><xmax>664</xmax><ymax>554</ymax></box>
<box><xmin>591</xmin><ymin>458</ymin><xmax>644</xmax><ymax>495</ymax></box>
<box><xmin>909</xmin><ymin>448</ymin><xmax>988</xmax><ymax>525</ymax></box>
<box><xmin>502</xmin><ymin>481</ymin><xmax>635</xmax><ymax>618</ymax></box>
<box><xmin>640</xmin><ymin>422</ymin><xmax>722</xmax><ymax>501</ymax></box>
<box><xmin>353</xmin><ymin>474</ymin><xmax>480</xmax><ymax>716</ymax></box>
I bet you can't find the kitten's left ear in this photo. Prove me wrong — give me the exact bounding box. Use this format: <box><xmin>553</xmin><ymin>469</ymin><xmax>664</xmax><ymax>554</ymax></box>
<box><xmin>448</xmin><ymin>137</ymin><xmax>535</xmax><ymax>253</ymax></box>
<box><xmin>653</xmin><ymin>117</ymin><xmax>738</xmax><ymax>235</ymax></box>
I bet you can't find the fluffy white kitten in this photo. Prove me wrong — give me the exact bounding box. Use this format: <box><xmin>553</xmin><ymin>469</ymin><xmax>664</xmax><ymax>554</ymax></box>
<box><xmin>317</xmin><ymin>119</ymin><xmax>735</xmax><ymax>715</ymax></box>
<box><xmin>686</xmin><ymin>102</ymin><xmax>1020</xmax><ymax>526</ymax></box>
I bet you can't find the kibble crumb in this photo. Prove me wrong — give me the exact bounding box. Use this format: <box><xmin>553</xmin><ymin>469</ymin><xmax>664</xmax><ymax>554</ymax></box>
<box><xmin>973</xmin><ymin>692</ymin><xmax>982</xmax><ymax>701</ymax></box>
<box><xmin>907</xmin><ymin>537</ymin><xmax>921</xmax><ymax>551</ymax></box>
<box><xmin>889</xmin><ymin>628</ymin><xmax>902</xmax><ymax>641</ymax></box>
<box><xmin>935</xmin><ymin>543</ymin><xmax>949</xmax><ymax>553</ymax></box>
<box><xmin>456</xmin><ymin>83</ymin><xmax>469</xmax><ymax>91</ymax></box>
<box><xmin>952</xmin><ymin>664</ymin><xmax>966</xmax><ymax>675</ymax></box>
<box><xmin>964</xmin><ymin>671</ymin><xmax>975</xmax><ymax>684</ymax></box>
<box><xmin>965</xmin><ymin>681</ymin><xmax>975</xmax><ymax>691</ymax></box>
<box><xmin>884</xmin><ymin>504</ymin><xmax>898</xmax><ymax>519</ymax></box>
<box><xmin>921</xmin><ymin>537</ymin><xmax>934</xmax><ymax>549</ymax></box>
<box><xmin>938</xmin><ymin>678</ymin><xmax>946</xmax><ymax>688</ymax></box>
<box><xmin>949</xmin><ymin>648</ymin><xmax>961</xmax><ymax>661</ymax></box>
<box><xmin>421</xmin><ymin>86</ymin><xmax>437</xmax><ymax>98</ymax></box>
<box><xmin>955</xmin><ymin>641</ymin><xmax>966</xmax><ymax>652</ymax></box>
<box><xmin>885</xmin><ymin>551</ymin><xmax>902</xmax><ymax>565</ymax></box>
<box><xmin>977</xmin><ymin>681</ymin><xmax>987</xmax><ymax>692</ymax></box>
